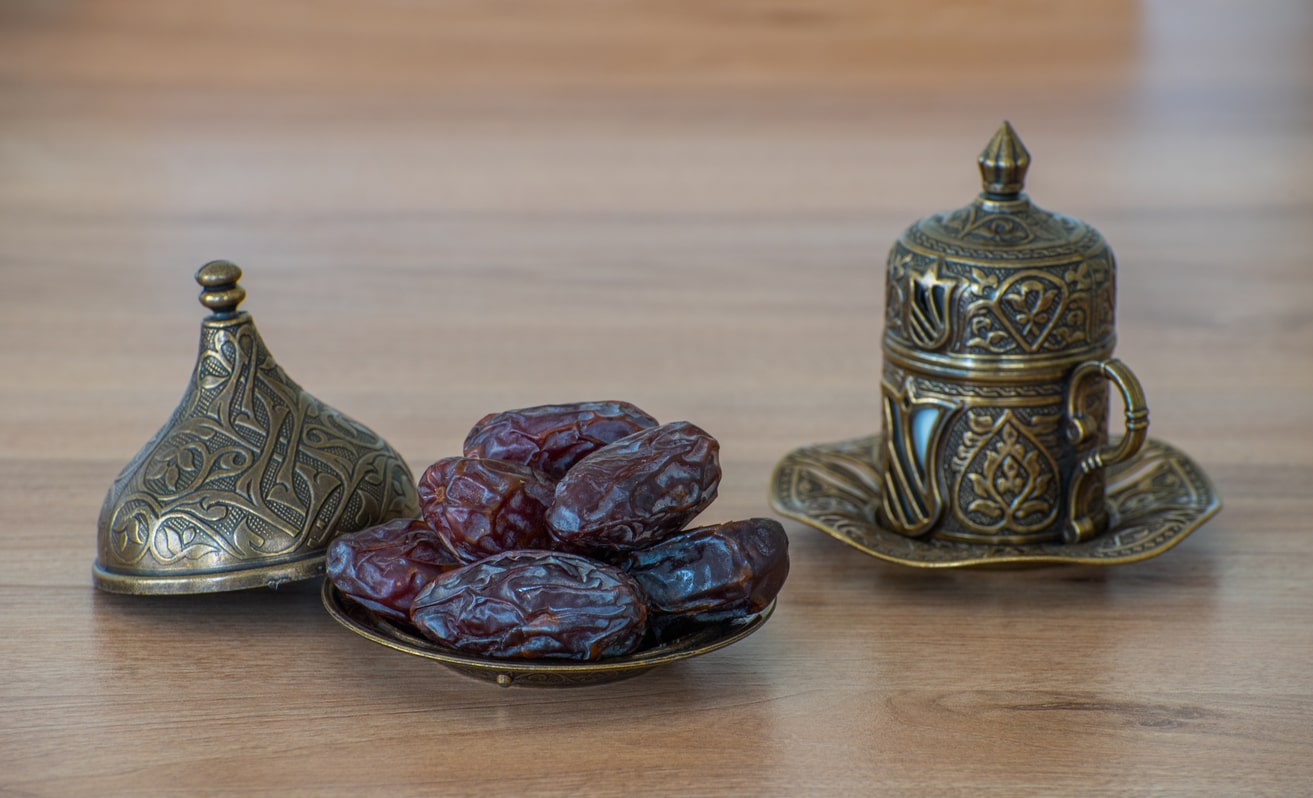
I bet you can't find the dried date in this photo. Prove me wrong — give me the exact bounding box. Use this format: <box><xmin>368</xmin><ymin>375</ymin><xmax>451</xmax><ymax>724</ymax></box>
<box><xmin>463</xmin><ymin>400</ymin><xmax>658</xmax><ymax>479</ymax></box>
<box><xmin>623</xmin><ymin>518</ymin><xmax>789</xmax><ymax>633</ymax></box>
<box><xmin>410</xmin><ymin>550</ymin><xmax>649</xmax><ymax>660</ymax></box>
<box><xmin>547</xmin><ymin>421</ymin><xmax>721</xmax><ymax>555</ymax></box>
<box><xmin>326</xmin><ymin>518</ymin><xmax>460</xmax><ymax>622</ymax></box>
<box><xmin>418</xmin><ymin>457</ymin><xmax>557</xmax><ymax>563</ymax></box>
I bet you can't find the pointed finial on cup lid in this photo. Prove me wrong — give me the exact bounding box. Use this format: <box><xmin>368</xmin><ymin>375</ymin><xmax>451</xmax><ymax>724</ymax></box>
<box><xmin>978</xmin><ymin>121</ymin><xmax>1031</xmax><ymax>197</ymax></box>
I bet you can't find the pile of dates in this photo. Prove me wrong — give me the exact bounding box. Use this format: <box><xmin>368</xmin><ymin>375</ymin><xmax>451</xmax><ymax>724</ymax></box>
<box><xmin>327</xmin><ymin>401</ymin><xmax>789</xmax><ymax>661</ymax></box>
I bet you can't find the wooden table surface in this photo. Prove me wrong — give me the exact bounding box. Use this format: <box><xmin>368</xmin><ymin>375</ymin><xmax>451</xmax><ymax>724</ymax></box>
<box><xmin>3</xmin><ymin>1</ymin><xmax>1312</xmax><ymax>795</ymax></box>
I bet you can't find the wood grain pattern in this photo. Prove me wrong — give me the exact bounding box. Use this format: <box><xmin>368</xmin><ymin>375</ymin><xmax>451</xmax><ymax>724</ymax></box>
<box><xmin>2</xmin><ymin>1</ymin><xmax>1312</xmax><ymax>794</ymax></box>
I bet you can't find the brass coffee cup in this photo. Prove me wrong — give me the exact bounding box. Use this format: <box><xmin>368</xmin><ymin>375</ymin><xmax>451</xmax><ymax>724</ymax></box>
<box><xmin>877</xmin><ymin>122</ymin><xmax>1148</xmax><ymax>546</ymax></box>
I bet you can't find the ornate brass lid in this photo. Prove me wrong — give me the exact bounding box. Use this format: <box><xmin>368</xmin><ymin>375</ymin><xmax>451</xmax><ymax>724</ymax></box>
<box><xmin>884</xmin><ymin>121</ymin><xmax>1117</xmax><ymax>373</ymax></box>
<box><xmin>94</xmin><ymin>262</ymin><xmax>420</xmax><ymax>595</ymax></box>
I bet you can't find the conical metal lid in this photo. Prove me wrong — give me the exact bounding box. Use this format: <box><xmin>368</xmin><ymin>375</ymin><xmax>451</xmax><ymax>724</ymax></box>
<box><xmin>94</xmin><ymin>262</ymin><xmax>419</xmax><ymax>595</ymax></box>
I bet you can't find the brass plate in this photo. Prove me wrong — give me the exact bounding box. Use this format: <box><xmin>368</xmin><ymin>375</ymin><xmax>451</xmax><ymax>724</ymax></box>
<box><xmin>770</xmin><ymin>435</ymin><xmax>1219</xmax><ymax>568</ymax></box>
<box><xmin>322</xmin><ymin>581</ymin><xmax>775</xmax><ymax>687</ymax></box>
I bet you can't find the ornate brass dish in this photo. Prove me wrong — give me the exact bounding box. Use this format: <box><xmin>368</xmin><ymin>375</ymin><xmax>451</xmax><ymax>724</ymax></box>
<box><xmin>770</xmin><ymin>435</ymin><xmax>1219</xmax><ymax>568</ymax></box>
<box><xmin>322</xmin><ymin>581</ymin><xmax>775</xmax><ymax>687</ymax></box>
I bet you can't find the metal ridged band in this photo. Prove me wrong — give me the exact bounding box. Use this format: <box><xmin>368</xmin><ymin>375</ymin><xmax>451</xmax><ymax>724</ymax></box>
<box><xmin>92</xmin><ymin>554</ymin><xmax>325</xmax><ymax>595</ymax></box>
<box><xmin>882</xmin><ymin>335</ymin><xmax>1116</xmax><ymax>383</ymax></box>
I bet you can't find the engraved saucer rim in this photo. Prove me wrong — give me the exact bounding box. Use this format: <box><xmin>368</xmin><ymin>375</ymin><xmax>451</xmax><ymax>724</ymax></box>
<box><xmin>769</xmin><ymin>434</ymin><xmax>1220</xmax><ymax>569</ymax></box>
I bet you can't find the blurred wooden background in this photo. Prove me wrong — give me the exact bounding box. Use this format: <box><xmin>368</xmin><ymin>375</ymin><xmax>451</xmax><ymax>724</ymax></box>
<box><xmin>2</xmin><ymin>1</ymin><xmax>1311</xmax><ymax>795</ymax></box>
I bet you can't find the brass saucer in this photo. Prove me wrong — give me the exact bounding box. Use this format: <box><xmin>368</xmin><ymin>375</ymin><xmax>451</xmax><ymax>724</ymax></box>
<box><xmin>322</xmin><ymin>581</ymin><xmax>775</xmax><ymax>688</ymax></box>
<box><xmin>770</xmin><ymin>435</ymin><xmax>1219</xmax><ymax>568</ymax></box>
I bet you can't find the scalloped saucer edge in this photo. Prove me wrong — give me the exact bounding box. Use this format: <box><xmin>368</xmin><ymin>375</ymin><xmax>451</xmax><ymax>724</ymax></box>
<box><xmin>769</xmin><ymin>435</ymin><xmax>1220</xmax><ymax>569</ymax></box>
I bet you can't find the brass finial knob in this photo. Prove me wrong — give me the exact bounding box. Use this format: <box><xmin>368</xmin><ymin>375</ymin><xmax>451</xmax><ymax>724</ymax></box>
<box><xmin>196</xmin><ymin>260</ymin><xmax>246</xmax><ymax>316</ymax></box>
<box><xmin>978</xmin><ymin>120</ymin><xmax>1031</xmax><ymax>197</ymax></box>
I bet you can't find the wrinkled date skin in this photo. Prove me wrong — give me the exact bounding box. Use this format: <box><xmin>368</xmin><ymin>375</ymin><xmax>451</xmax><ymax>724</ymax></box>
<box><xmin>410</xmin><ymin>550</ymin><xmax>649</xmax><ymax>660</ymax></box>
<box><xmin>326</xmin><ymin>518</ymin><xmax>461</xmax><ymax>622</ymax></box>
<box><xmin>623</xmin><ymin>518</ymin><xmax>789</xmax><ymax>633</ymax></box>
<box><xmin>547</xmin><ymin>421</ymin><xmax>721</xmax><ymax>556</ymax></box>
<box><xmin>463</xmin><ymin>400</ymin><xmax>659</xmax><ymax>480</ymax></box>
<box><xmin>418</xmin><ymin>457</ymin><xmax>557</xmax><ymax>562</ymax></box>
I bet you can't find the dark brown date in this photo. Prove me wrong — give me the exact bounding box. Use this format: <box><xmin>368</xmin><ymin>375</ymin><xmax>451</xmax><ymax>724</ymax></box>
<box><xmin>326</xmin><ymin>518</ymin><xmax>460</xmax><ymax>622</ymax></box>
<box><xmin>547</xmin><ymin>421</ymin><xmax>721</xmax><ymax>556</ymax></box>
<box><xmin>463</xmin><ymin>400</ymin><xmax>659</xmax><ymax>479</ymax></box>
<box><xmin>418</xmin><ymin>457</ymin><xmax>557</xmax><ymax>563</ymax></box>
<box><xmin>410</xmin><ymin>550</ymin><xmax>648</xmax><ymax>660</ymax></box>
<box><xmin>623</xmin><ymin>518</ymin><xmax>789</xmax><ymax>633</ymax></box>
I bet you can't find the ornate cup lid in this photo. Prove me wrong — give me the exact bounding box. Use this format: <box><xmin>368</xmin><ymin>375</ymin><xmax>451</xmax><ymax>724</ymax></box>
<box><xmin>93</xmin><ymin>262</ymin><xmax>420</xmax><ymax>595</ymax></box>
<box><xmin>901</xmin><ymin>121</ymin><xmax>1111</xmax><ymax>266</ymax></box>
<box><xmin>884</xmin><ymin>121</ymin><xmax>1118</xmax><ymax>371</ymax></box>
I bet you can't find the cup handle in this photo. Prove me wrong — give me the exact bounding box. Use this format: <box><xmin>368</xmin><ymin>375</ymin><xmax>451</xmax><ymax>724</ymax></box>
<box><xmin>1064</xmin><ymin>358</ymin><xmax>1149</xmax><ymax>544</ymax></box>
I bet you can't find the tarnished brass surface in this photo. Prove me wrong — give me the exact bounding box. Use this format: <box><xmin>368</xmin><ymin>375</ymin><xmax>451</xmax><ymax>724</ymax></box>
<box><xmin>770</xmin><ymin>435</ymin><xmax>1219</xmax><ymax>569</ymax></box>
<box><xmin>322</xmin><ymin>581</ymin><xmax>775</xmax><ymax>688</ymax></box>
<box><xmin>94</xmin><ymin>262</ymin><xmax>420</xmax><ymax>594</ymax></box>
<box><xmin>873</xmin><ymin>122</ymin><xmax>1164</xmax><ymax>550</ymax></box>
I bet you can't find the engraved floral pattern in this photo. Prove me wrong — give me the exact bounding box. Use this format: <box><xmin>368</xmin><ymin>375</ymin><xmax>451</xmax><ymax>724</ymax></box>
<box><xmin>885</xmin><ymin>194</ymin><xmax>1117</xmax><ymax>360</ymax></box>
<box><xmin>98</xmin><ymin>319</ymin><xmax>418</xmax><ymax>573</ymax></box>
<box><xmin>1002</xmin><ymin>279</ymin><xmax>1059</xmax><ymax>340</ymax></box>
<box><xmin>951</xmin><ymin>410</ymin><xmax>1061</xmax><ymax>534</ymax></box>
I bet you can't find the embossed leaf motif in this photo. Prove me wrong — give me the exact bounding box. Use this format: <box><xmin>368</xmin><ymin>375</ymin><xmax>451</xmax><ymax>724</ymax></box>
<box><xmin>161</xmin><ymin>463</ymin><xmax>180</xmax><ymax>492</ymax></box>
<box><xmin>144</xmin><ymin>445</ymin><xmax>201</xmax><ymax>494</ymax></box>
<box><xmin>969</xmin><ymin>267</ymin><xmax>999</xmax><ymax>297</ymax></box>
<box><xmin>966</xmin><ymin>316</ymin><xmax>1013</xmax><ymax>352</ymax></box>
<box><xmin>1003</xmin><ymin>280</ymin><xmax>1059</xmax><ymax>338</ymax></box>
<box><xmin>965</xmin><ymin>474</ymin><xmax>1002</xmax><ymax>519</ymax></box>
<box><xmin>1064</xmin><ymin>262</ymin><xmax>1093</xmax><ymax>292</ymax></box>
<box><xmin>943</xmin><ymin>206</ymin><xmax>1035</xmax><ymax>245</ymax></box>
<box><xmin>956</xmin><ymin>413</ymin><xmax>1060</xmax><ymax>533</ymax></box>
<box><xmin>995</xmin><ymin>451</ymin><xmax>1026</xmax><ymax>495</ymax></box>
<box><xmin>966</xmin><ymin>425</ymin><xmax>1029</xmax><ymax>518</ymax></box>
<box><xmin>965</xmin><ymin>272</ymin><xmax>1073</xmax><ymax>354</ymax></box>
<box><xmin>154</xmin><ymin>521</ymin><xmax>224</xmax><ymax>563</ymax></box>
<box><xmin>198</xmin><ymin>330</ymin><xmax>235</xmax><ymax>391</ymax></box>
<box><xmin>966</xmin><ymin>498</ymin><xmax>1000</xmax><ymax>518</ymax></box>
